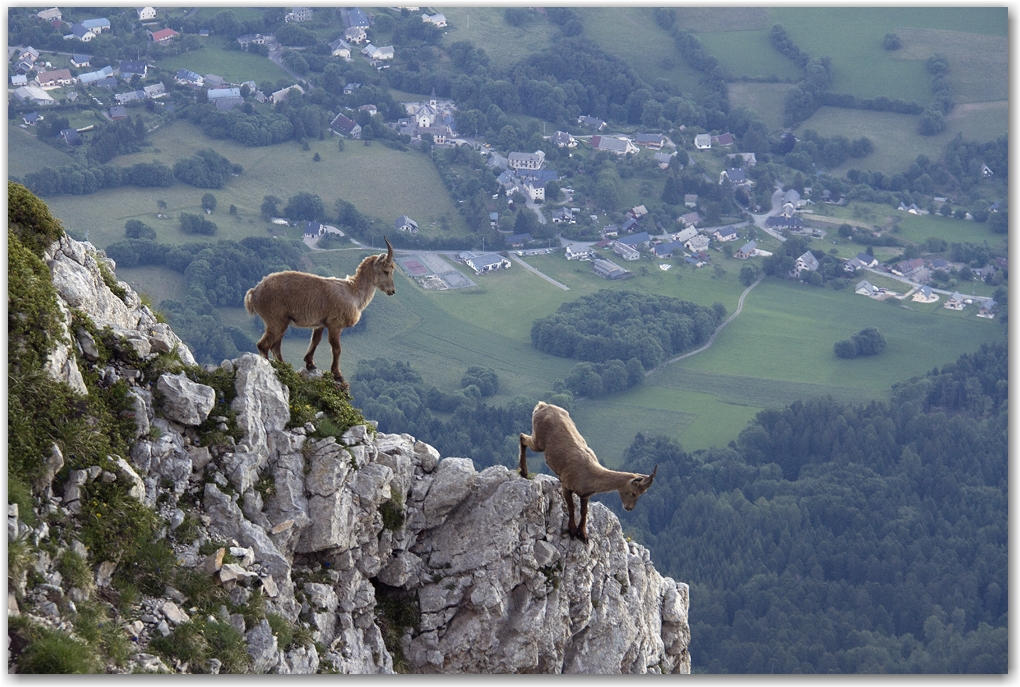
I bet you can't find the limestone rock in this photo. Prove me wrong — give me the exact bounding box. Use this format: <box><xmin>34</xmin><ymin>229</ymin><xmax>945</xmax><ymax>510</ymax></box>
<box><xmin>157</xmin><ymin>373</ymin><xmax>216</xmax><ymax>426</ymax></box>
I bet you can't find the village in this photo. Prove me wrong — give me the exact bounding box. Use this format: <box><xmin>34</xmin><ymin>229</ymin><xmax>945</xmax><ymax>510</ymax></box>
<box><xmin>10</xmin><ymin>6</ymin><xmax>1003</xmax><ymax>322</ymax></box>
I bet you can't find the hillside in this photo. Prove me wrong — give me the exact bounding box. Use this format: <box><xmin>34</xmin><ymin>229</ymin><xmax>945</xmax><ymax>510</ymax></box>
<box><xmin>7</xmin><ymin>182</ymin><xmax>690</xmax><ymax>674</ymax></box>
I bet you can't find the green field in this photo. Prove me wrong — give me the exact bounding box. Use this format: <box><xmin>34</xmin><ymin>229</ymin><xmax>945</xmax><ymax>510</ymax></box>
<box><xmin>700</xmin><ymin>29</ymin><xmax>803</xmax><ymax>81</ymax></box>
<box><xmin>156</xmin><ymin>37</ymin><xmax>290</xmax><ymax>84</ymax></box>
<box><xmin>579</xmin><ymin>7</ymin><xmax>706</xmax><ymax>99</ymax></box>
<box><xmin>8</xmin><ymin>127</ymin><xmax>74</xmax><ymax>174</ymax></box>
<box><xmin>436</xmin><ymin>7</ymin><xmax>557</xmax><ymax>69</ymax></box>
<box><xmin>226</xmin><ymin>242</ymin><xmax>1003</xmax><ymax>465</ymax></box>
<box><xmin>26</xmin><ymin>121</ymin><xmax>471</xmax><ymax>249</ymax></box>
<box><xmin>771</xmin><ymin>7</ymin><xmax>1006</xmax><ymax>104</ymax></box>
<box><xmin>797</xmin><ymin>105</ymin><xmax>1007</xmax><ymax>176</ymax></box>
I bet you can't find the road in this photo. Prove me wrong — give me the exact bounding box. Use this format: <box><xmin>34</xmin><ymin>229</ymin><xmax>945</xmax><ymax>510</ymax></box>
<box><xmin>749</xmin><ymin>185</ymin><xmax>787</xmax><ymax>242</ymax></box>
<box><xmin>509</xmin><ymin>254</ymin><xmax>569</xmax><ymax>290</ymax></box>
<box><xmin>649</xmin><ymin>273</ymin><xmax>764</xmax><ymax>373</ymax></box>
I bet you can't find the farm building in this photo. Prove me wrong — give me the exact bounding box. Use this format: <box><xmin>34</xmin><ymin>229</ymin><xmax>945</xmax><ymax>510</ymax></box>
<box><xmin>635</xmin><ymin>133</ymin><xmax>666</xmax><ymax>149</ymax></box>
<box><xmin>613</xmin><ymin>242</ymin><xmax>640</xmax><ymax>262</ymax></box>
<box><xmin>590</xmin><ymin>136</ymin><xmax>638</xmax><ymax>156</ymax></box>
<box><xmin>592</xmin><ymin>259</ymin><xmax>632</xmax><ymax>280</ymax></box>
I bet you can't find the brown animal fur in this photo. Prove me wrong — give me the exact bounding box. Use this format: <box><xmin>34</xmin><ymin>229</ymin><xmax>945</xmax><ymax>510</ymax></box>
<box><xmin>244</xmin><ymin>237</ymin><xmax>396</xmax><ymax>390</ymax></box>
<box><xmin>519</xmin><ymin>401</ymin><xmax>656</xmax><ymax>543</ymax></box>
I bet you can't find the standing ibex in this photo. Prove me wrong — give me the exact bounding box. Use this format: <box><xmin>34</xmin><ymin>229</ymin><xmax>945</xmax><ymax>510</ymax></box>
<box><xmin>244</xmin><ymin>238</ymin><xmax>396</xmax><ymax>391</ymax></box>
<box><xmin>520</xmin><ymin>401</ymin><xmax>656</xmax><ymax>543</ymax></box>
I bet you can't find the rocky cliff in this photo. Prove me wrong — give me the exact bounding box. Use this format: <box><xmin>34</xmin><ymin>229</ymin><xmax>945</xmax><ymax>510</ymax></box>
<box><xmin>8</xmin><ymin>231</ymin><xmax>690</xmax><ymax>674</ymax></box>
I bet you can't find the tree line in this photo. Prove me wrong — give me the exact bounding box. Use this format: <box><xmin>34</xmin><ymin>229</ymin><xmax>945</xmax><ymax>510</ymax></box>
<box><xmin>607</xmin><ymin>343</ymin><xmax>1006</xmax><ymax>673</ymax></box>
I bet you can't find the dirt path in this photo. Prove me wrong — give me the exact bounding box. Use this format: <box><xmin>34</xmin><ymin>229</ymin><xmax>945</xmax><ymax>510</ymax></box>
<box><xmin>648</xmin><ymin>273</ymin><xmax>763</xmax><ymax>374</ymax></box>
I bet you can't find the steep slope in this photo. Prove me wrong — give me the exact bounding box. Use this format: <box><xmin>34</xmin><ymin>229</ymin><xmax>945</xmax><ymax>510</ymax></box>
<box><xmin>7</xmin><ymin>188</ymin><xmax>690</xmax><ymax>674</ymax></box>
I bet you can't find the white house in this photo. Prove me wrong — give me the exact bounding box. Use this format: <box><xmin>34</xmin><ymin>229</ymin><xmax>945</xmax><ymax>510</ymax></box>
<box><xmin>345</xmin><ymin>27</ymin><xmax>368</xmax><ymax>44</ymax></box>
<box><xmin>37</xmin><ymin>8</ymin><xmax>62</xmax><ymax>21</ymax></box>
<box><xmin>286</xmin><ymin>7</ymin><xmax>313</xmax><ymax>22</ymax></box>
<box><xmin>329</xmin><ymin>38</ymin><xmax>351</xmax><ymax>58</ymax></box>
<box><xmin>271</xmin><ymin>84</ymin><xmax>304</xmax><ymax>104</ymax></box>
<box><xmin>361</xmin><ymin>44</ymin><xmax>395</xmax><ymax>61</ymax></box>
<box><xmin>684</xmin><ymin>234</ymin><xmax>711</xmax><ymax>253</ymax></box>
<box><xmin>422</xmin><ymin>12</ymin><xmax>447</xmax><ymax>27</ymax></box>
<box><xmin>551</xmin><ymin>131</ymin><xmax>577</xmax><ymax>148</ymax></box>
<box><xmin>464</xmin><ymin>253</ymin><xmax>511</xmax><ymax>274</ymax></box>
<box><xmin>36</xmin><ymin>69</ymin><xmax>75</xmax><ymax>89</ymax></box>
<box><xmin>137</xmin><ymin>7</ymin><xmax>157</xmax><ymax>21</ymax></box>
<box><xmin>673</xmin><ymin>226</ymin><xmax>698</xmax><ymax>244</ymax></box>
<box><xmin>522</xmin><ymin>181</ymin><xmax>544</xmax><ymax>202</ymax></box>
<box><xmin>81</xmin><ymin>18</ymin><xmax>111</xmax><ymax>33</ymax></box>
<box><xmin>694</xmin><ymin>133</ymin><xmax>712</xmax><ymax>149</ymax></box>
<box><xmin>395</xmin><ymin>215</ymin><xmax>419</xmax><ymax>235</ymax></box>
<box><xmin>794</xmin><ymin>251</ymin><xmax>819</xmax><ymax>277</ymax></box>
<box><xmin>713</xmin><ymin>226</ymin><xmax>739</xmax><ymax>242</ymax></box>
<box><xmin>508</xmin><ymin>151</ymin><xmax>545</xmax><ymax>170</ymax></box>
<box><xmin>565</xmin><ymin>244</ymin><xmax>593</xmax><ymax>261</ymax></box>
<box><xmin>69</xmin><ymin>25</ymin><xmax>96</xmax><ymax>42</ymax></box>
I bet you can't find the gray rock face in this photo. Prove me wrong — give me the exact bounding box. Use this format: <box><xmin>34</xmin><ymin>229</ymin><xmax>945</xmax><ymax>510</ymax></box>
<box><xmin>17</xmin><ymin>233</ymin><xmax>690</xmax><ymax>675</ymax></box>
<box><xmin>157</xmin><ymin>373</ymin><xmax>216</xmax><ymax>426</ymax></box>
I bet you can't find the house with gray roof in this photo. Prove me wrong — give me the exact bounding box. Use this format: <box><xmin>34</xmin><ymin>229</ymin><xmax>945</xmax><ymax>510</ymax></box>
<box><xmin>590</xmin><ymin>135</ymin><xmax>638</xmax><ymax>156</ymax></box>
<box><xmin>794</xmin><ymin>251</ymin><xmax>819</xmax><ymax>277</ymax></box>
<box><xmin>578</xmin><ymin>115</ymin><xmax>605</xmax><ymax>130</ymax></box>
<box><xmin>735</xmin><ymin>241</ymin><xmax>757</xmax><ymax>260</ymax></box>
<box><xmin>592</xmin><ymin>258</ymin><xmax>632</xmax><ymax>280</ymax></box>
<box><xmin>464</xmin><ymin>253</ymin><xmax>511</xmax><ymax>274</ymax></box>
<box><xmin>395</xmin><ymin>215</ymin><xmax>419</xmax><ymax>235</ymax></box>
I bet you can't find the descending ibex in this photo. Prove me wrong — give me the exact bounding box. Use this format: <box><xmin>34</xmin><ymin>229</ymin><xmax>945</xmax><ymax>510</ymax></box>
<box><xmin>520</xmin><ymin>401</ymin><xmax>656</xmax><ymax>543</ymax></box>
<box><xmin>244</xmin><ymin>238</ymin><xmax>396</xmax><ymax>391</ymax></box>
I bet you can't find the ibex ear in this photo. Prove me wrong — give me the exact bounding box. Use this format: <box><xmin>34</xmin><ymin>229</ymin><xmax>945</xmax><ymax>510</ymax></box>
<box><xmin>640</xmin><ymin>465</ymin><xmax>658</xmax><ymax>487</ymax></box>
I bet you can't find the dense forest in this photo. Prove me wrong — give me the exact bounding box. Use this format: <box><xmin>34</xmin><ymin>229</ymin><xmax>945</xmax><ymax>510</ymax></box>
<box><xmin>604</xmin><ymin>343</ymin><xmax>1007</xmax><ymax>673</ymax></box>
<box><xmin>531</xmin><ymin>290</ymin><xmax>724</xmax><ymax>370</ymax></box>
<box><xmin>346</xmin><ymin>339</ymin><xmax>1007</xmax><ymax>673</ymax></box>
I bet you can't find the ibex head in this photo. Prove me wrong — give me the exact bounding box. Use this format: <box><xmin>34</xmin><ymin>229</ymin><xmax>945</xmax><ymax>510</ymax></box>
<box><xmin>620</xmin><ymin>464</ymin><xmax>657</xmax><ymax>511</ymax></box>
<box><xmin>374</xmin><ymin>236</ymin><xmax>396</xmax><ymax>296</ymax></box>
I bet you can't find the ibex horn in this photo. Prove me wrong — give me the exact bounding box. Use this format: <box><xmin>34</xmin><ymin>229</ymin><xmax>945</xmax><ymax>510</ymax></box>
<box><xmin>384</xmin><ymin>236</ymin><xmax>393</xmax><ymax>260</ymax></box>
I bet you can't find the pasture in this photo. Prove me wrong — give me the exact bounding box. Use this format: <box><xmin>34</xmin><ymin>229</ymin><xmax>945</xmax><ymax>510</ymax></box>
<box><xmin>156</xmin><ymin>38</ymin><xmax>290</xmax><ymax>84</ymax></box>
<box><xmin>699</xmin><ymin>30</ymin><xmax>803</xmax><ymax>81</ymax></box>
<box><xmin>579</xmin><ymin>7</ymin><xmax>705</xmax><ymax>99</ymax></box>
<box><xmin>36</xmin><ymin>121</ymin><xmax>471</xmax><ymax>249</ymax></box>
<box><xmin>770</xmin><ymin>7</ymin><xmax>1006</xmax><ymax>104</ymax></box>
<box><xmin>437</xmin><ymin>7</ymin><xmax>557</xmax><ymax>68</ymax></box>
<box><xmin>797</xmin><ymin>106</ymin><xmax>1007</xmax><ymax>176</ymax></box>
<box><xmin>727</xmin><ymin>82</ymin><xmax>795</xmax><ymax>131</ymax></box>
<box><xmin>234</xmin><ymin>240</ymin><xmax>1003</xmax><ymax>464</ymax></box>
<box><xmin>8</xmin><ymin>127</ymin><xmax>74</xmax><ymax>175</ymax></box>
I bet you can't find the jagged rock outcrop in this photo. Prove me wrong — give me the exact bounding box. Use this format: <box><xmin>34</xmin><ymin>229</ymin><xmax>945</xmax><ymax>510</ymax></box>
<box><xmin>10</xmin><ymin>235</ymin><xmax>691</xmax><ymax>674</ymax></box>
